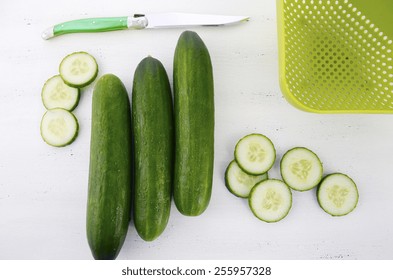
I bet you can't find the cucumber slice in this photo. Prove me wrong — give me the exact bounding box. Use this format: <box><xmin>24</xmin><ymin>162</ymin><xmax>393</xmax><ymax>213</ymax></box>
<box><xmin>40</xmin><ymin>108</ymin><xmax>79</xmax><ymax>147</ymax></box>
<box><xmin>234</xmin><ymin>134</ymin><xmax>276</xmax><ymax>175</ymax></box>
<box><xmin>317</xmin><ymin>173</ymin><xmax>359</xmax><ymax>216</ymax></box>
<box><xmin>249</xmin><ymin>179</ymin><xmax>292</xmax><ymax>223</ymax></box>
<box><xmin>280</xmin><ymin>147</ymin><xmax>323</xmax><ymax>191</ymax></box>
<box><xmin>41</xmin><ymin>75</ymin><xmax>80</xmax><ymax>111</ymax></box>
<box><xmin>225</xmin><ymin>160</ymin><xmax>268</xmax><ymax>198</ymax></box>
<box><xmin>59</xmin><ymin>52</ymin><xmax>98</xmax><ymax>88</ymax></box>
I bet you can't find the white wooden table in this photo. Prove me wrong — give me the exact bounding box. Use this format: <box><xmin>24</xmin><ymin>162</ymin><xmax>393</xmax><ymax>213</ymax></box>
<box><xmin>1</xmin><ymin>0</ymin><xmax>392</xmax><ymax>260</ymax></box>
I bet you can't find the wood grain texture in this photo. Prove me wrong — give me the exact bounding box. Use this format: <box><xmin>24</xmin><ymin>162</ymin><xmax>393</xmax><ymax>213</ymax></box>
<box><xmin>0</xmin><ymin>0</ymin><xmax>393</xmax><ymax>260</ymax></box>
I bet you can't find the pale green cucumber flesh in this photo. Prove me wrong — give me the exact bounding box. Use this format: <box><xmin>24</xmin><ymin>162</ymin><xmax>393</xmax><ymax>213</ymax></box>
<box><xmin>87</xmin><ymin>74</ymin><xmax>131</xmax><ymax>260</ymax></box>
<box><xmin>132</xmin><ymin>56</ymin><xmax>174</xmax><ymax>241</ymax></box>
<box><xmin>40</xmin><ymin>108</ymin><xmax>78</xmax><ymax>147</ymax></box>
<box><xmin>249</xmin><ymin>179</ymin><xmax>292</xmax><ymax>223</ymax></box>
<box><xmin>59</xmin><ymin>51</ymin><xmax>98</xmax><ymax>88</ymax></box>
<box><xmin>225</xmin><ymin>160</ymin><xmax>268</xmax><ymax>198</ymax></box>
<box><xmin>317</xmin><ymin>173</ymin><xmax>359</xmax><ymax>217</ymax></box>
<box><xmin>41</xmin><ymin>75</ymin><xmax>80</xmax><ymax>111</ymax></box>
<box><xmin>280</xmin><ymin>147</ymin><xmax>323</xmax><ymax>191</ymax></box>
<box><xmin>173</xmin><ymin>31</ymin><xmax>214</xmax><ymax>216</ymax></box>
<box><xmin>235</xmin><ymin>133</ymin><xmax>276</xmax><ymax>175</ymax></box>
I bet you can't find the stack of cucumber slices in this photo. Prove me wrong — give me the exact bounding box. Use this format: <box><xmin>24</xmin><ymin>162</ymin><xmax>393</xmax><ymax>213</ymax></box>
<box><xmin>225</xmin><ymin>133</ymin><xmax>359</xmax><ymax>223</ymax></box>
<box><xmin>40</xmin><ymin>52</ymin><xmax>98</xmax><ymax>147</ymax></box>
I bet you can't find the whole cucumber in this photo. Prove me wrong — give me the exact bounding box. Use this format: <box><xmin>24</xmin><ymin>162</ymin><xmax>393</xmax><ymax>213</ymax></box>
<box><xmin>87</xmin><ymin>74</ymin><xmax>132</xmax><ymax>260</ymax></box>
<box><xmin>173</xmin><ymin>31</ymin><xmax>215</xmax><ymax>216</ymax></box>
<box><xmin>132</xmin><ymin>56</ymin><xmax>174</xmax><ymax>241</ymax></box>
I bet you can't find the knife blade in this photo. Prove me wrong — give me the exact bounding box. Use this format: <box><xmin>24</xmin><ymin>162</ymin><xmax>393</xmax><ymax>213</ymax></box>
<box><xmin>42</xmin><ymin>13</ymin><xmax>250</xmax><ymax>40</ymax></box>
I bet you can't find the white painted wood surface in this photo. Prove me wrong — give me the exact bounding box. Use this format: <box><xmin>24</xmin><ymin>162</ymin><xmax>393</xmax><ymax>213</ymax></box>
<box><xmin>1</xmin><ymin>0</ymin><xmax>392</xmax><ymax>260</ymax></box>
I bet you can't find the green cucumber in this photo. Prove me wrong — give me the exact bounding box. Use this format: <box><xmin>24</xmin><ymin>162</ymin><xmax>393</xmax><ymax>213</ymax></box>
<box><xmin>87</xmin><ymin>74</ymin><xmax>132</xmax><ymax>260</ymax></box>
<box><xmin>280</xmin><ymin>147</ymin><xmax>323</xmax><ymax>191</ymax></box>
<box><xmin>317</xmin><ymin>173</ymin><xmax>359</xmax><ymax>216</ymax></box>
<box><xmin>235</xmin><ymin>133</ymin><xmax>276</xmax><ymax>175</ymax></box>
<box><xmin>249</xmin><ymin>179</ymin><xmax>292</xmax><ymax>223</ymax></box>
<box><xmin>225</xmin><ymin>160</ymin><xmax>268</xmax><ymax>198</ymax></box>
<box><xmin>132</xmin><ymin>56</ymin><xmax>174</xmax><ymax>241</ymax></box>
<box><xmin>40</xmin><ymin>108</ymin><xmax>79</xmax><ymax>147</ymax></box>
<box><xmin>173</xmin><ymin>31</ymin><xmax>214</xmax><ymax>216</ymax></box>
<box><xmin>41</xmin><ymin>75</ymin><xmax>80</xmax><ymax>111</ymax></box>
<box><xmin>59</xmin><ymin>51</ymin><xmax>98</xmax><ymax>88</ymax></box>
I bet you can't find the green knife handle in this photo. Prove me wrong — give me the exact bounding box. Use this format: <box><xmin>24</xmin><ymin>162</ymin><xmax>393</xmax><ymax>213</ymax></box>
<box><xmin>42</xmin><ymin>16</ymin><xmax>148</xmax><ymax>39</ymax></box>
<box><xmin>54</xmin><ymin>17</ymin><xmax>129</xmax><ymax>36</ymax></box>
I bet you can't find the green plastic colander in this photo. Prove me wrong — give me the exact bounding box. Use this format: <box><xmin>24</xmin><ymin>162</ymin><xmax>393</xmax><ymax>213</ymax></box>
<box><xmin>277</xmin><ymin>0</ymin><xmax>393</xmax><ymax>113</ymax></box>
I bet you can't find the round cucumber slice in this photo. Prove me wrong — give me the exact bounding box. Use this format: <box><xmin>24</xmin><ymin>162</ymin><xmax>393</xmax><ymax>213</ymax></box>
<box><xmin>59</xmin><ymin>51</ymin><xmax>98</xmax><ymax>88</ymax></box>
<box><xmin>317</xmin><ymin>173</ymin><xmax>359</xmax><ymax>217</ymax></box>
<box><xmin>41</xmin><ymin>75</ymin><xmax>80</xmax><ymax>111</ymax></box>
<box><xmin>40</xmin><ymin>108</ymin><xmax>79</xmax><ymax>147</ymax></box>
<box><xmin>280</xmin><ymin>147</ymin><xmax>323</xmax><ymax>191</ymax></box>
<box><xmin>234</xmin><ymin>133</ymin><xmax>276</xmax><ymax>175</ymax></box>
<box><xmin>249</xmin><ymin>179</ymin><xmax>292</xmax><ymax>223</ymax></box>
<box><xmin>225</xmin><ymin>160</ymin><xmax>268</xmax><ymax>198</ymax></box>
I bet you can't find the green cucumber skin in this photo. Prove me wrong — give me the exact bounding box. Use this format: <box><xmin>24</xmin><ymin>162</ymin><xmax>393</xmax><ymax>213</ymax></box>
<box><xmin>132</xmin><ymin>57</ymin><xmax>174</xmax><ymax>241</ymax></box>
<box><xmin>87</xmin><ymin>74</ymin><xmax>132</xmax><ymax>260</ymax></box>
<box><xmin>173</xmin><ymin>31</ymin><xmax>215</xmax><ymax>216</ymax></box>
<box><xmin>224</xmin><ymin>160</ymin><xmax>241</xmax><ymax>198</ymax></box>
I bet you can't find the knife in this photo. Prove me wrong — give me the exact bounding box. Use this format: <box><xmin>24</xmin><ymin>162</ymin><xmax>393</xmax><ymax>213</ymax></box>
<box><xmin>42</xmin><ymin>13</ymin><xmax>250</xmax><ymax>40</ymax></box>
